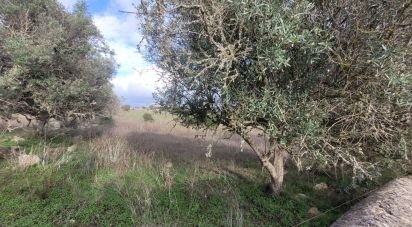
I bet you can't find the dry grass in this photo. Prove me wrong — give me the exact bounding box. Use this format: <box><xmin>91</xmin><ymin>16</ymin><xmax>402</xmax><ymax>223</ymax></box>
<box><xmin>86</xmin><ymin>110</ymin><xmax>261</xmax><ymax>196</ymax></box>
<box><xmin>83</xmin><ymin>109</ymin><xmax>262</xmax><ymax>224</ymax></box>
<box><xmin>97</xmin><ymin>110</ymin><xmax>259</xmax><ymax>170</ymax></box>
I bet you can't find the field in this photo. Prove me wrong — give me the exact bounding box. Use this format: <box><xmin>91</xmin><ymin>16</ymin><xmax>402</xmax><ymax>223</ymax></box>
<box><xmin>0</xmin><ymin>110</ymin><xmax>382</xmax><ymax>226</ymax></box>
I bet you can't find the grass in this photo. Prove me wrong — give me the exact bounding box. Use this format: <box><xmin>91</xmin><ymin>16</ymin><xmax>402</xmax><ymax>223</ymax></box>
<box><xmin>0</xmin><ymin>110</ymin><xmax>388</xmax><ymax>226</ymax></box>
<box><xmin>0</xmin><ymin>159</ymin><xmax>347</xmax><ymax>226</ymax></box>
<box><xmin>0</xmin><ymin>163</ymin><xmax>133</xmax><ymax>226</ymax></box>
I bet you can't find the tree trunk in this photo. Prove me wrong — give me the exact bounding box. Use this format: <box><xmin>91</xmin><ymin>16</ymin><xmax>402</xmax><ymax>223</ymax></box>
<box><xmin>268</xmin><ymin>148</ymin><xmax>287</xmax><ymax>194</ymax></box>
<box><xmin>38</xmin><ymin>118</ymin><xmax>49</xmax><ymax>138</ymax></box>
<box><xmin>259</xmin><ymin>147</ymin><xmax>288</xmax><ymax>195</ymax></box>
<box><xmin>242</xmin><ymin>135</ymin><xmax>288</xmax><ymax>195</ymax></box>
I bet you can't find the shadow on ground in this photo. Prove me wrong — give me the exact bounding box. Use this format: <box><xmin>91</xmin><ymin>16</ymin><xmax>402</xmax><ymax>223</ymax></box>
<box><xmin>125</xmin><ymin>131</ymin><xmax>259</xmax><ymax>168</ymax></box>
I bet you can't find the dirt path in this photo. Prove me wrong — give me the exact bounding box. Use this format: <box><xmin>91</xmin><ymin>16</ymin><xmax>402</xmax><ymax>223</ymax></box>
<box><xmin>332</xmin><ymin>176</ymin><xmax>412</xmax><ymax>227</ymax></box>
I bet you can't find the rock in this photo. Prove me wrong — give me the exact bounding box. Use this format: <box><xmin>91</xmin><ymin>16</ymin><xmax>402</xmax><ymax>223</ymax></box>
<box><xmin>295</xmin><ymin>193</ymin><xmax>308</xmax><ymax>200</ymax></box>
<box><xmin>7</xmin><ymin>119</ymin><xmax>22</xmax><ymax>131</ymax></box>
<box><xmin>308</xmin><ymin>207</ymin><xmax>320</xmax><ymax>217</ymax></box>
<box><xmin>18</xmin><ymin>154</ymin><xmax>41</xmax><ymax>168</ymax></box>
<box><xmin>0</xmin><ymin>147</ymin><xmax>9</xmax><ymax>159</ymax></box>
<box><xmin>332</xmin><ymin>176</ymin><xmax>412</xmax><ymax>227</ymax></box>
<box><xmin>67</xmin><ymin>145</ymin><xmax>77</xmax><ymax>152</ymax></box>
<box><xmin>313</xmin><ymin>182</ymin><xmax>329</xmax><ymax>191</ymax></box>
<box><xmin>1</xmin><ymin>146</ymin><xmax>20</xmax><ymax>160</ymax></box>
<box><xmin>0</xmin><ymin>117</ymin><xmax>7</xmax><ymax>130</ymax></box>
<box><xmin>30</xmin><ymin>119</ymin><xmax>39</xmax><ymax>128</ymax></box>
<box><xmin>12</xmin><ymin>136</ymin><xmax>25</xmax><ymax>142</ymax></box>
<box><xmin>165</xmin><ymin>161</ymin><xmax>173</xmax><ymax>168</ymax></box>
<box><xmin>11</xmin><ymin>114</ymin><xmax>30</xmax><ymax>126</ymax></box>
<box><xmin>1</xmin><ymin>114</ymin><xmax>36</xmax><ymax>130</ymax></box>
<box><xmin>47</xmin><ymin>118</ymin><xmax>62</xmax><ymax>130</ymax></box>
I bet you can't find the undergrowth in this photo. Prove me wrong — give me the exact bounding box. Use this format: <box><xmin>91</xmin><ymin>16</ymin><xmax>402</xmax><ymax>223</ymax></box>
<box><xmin>0</xmin><ymin>131</ymin><xmax>391</xmax><ymax>226</ymax></box>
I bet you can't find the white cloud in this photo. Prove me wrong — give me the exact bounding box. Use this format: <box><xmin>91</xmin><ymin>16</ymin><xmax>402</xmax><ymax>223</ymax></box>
<box><xmin>111</xmin><ymin>68</ymin><xmax>162</xmax><ymax>106</ymax></box>
<box><xmin>92</xmin><ymin>2</ymin><xmax>160</xmax><ymax>106</ymax></box>
<box><xmin>107</xmin><ymin>41</ymin><xmax>146</xmax><ymax>73</ymax></box>
<box><xmin>93</xmin><ymin>13</ymin><xmax>140</xmax><ymax>45</ymax></box>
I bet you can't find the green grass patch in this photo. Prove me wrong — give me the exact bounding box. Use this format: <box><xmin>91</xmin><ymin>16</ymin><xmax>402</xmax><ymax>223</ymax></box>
<box><xmin>0</xmin><ymin>132</ymin><xmax>73</xmax><ymax>153</ymax></box>
<box><xmin>0</xmin><ymin>156</ymin><xmax>133</xmax><ymax>226</ymax></box>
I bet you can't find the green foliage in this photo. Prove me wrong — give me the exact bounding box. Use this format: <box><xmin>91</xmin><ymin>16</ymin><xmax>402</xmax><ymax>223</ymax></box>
<box><xmin>0</xmin><ymin>165</ymin><xmax>133</xmax><ymax>226</ymax></box>
<box><xmin>99</xmin><ymin>116</ymin><xmax>114</xmax><ymax>126</ymax></box>
<box><xmin>0</xmin><ymin>0</ymin><xmax>117</xmax><ymax>130</ymax></box>
<box><xmin>0</xmin><ymin>133</ymin><xmax>70</xmax><ymax>151</ymax></box>
<box><xmin>143</xmin><ymin>113</ymin><xmax>154</xmax><ymax>122</ymax></box>
<box><xmin>121</xmin><ymin>105</ymin><xmax>131</xmax><ymax>111</ymax></box>
<box><xmin>136</xmin><ymin>0</ymin><xmax>412</xmax><ymax>184</ymax></box>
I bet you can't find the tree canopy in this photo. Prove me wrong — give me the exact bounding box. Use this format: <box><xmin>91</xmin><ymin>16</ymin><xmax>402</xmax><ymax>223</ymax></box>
<box><xmin>0</xmin><ymin>0</ymin><xmax>117</xmax><ymax>131</ymax></box>
<box><xmin>136</xmin><ymin>0</ymin><xmax>411</xmax><ymax>194</ymax></box>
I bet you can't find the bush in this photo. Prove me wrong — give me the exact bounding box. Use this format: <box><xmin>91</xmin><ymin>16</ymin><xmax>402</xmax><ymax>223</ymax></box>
<box><xmin>121</xmin><ymin>105</ymin><xmax>131</xmax><ymax>111</ymax></box>
<box><xmin>99</xmin><ymin>116</ymin><xmax>114</xmax><ymax>126</ymax></box>
<box><xmin>143</xmin><ymin>113</ymin><xmax>154</xmax><ymax>122</ymax></box>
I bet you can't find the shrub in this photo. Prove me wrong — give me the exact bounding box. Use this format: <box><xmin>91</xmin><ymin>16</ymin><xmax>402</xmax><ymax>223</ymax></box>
<box><xmin>143</xmin><ymin>113</ymin><xmax>154</xmax><ymax>122</ymax></box>
<box><xmin>121</xmin><ymin>105</ymin><xmax>131</xmax><ymax>111</ymax></box>
<box><xmin>99</xmin><ymin>116</ymin><xmax>114</xmax><ymax>126</ymax></box>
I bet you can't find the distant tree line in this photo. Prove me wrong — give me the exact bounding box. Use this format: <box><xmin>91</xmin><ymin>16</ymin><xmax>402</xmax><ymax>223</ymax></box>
<box><xmin>0</xmin><ymin>0</ymin><xmax>118</xmax><ymax>133</ymax></box>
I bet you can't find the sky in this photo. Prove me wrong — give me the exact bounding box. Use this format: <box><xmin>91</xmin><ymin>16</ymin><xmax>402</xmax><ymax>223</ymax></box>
<box><xmin>58</xmin><ymin>0</ymin><xmax>160</xmax><ymax>106</ymax></box>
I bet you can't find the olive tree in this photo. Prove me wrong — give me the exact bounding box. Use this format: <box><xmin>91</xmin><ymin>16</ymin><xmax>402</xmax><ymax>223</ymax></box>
<box><xmin>136</xmin><ymin>0</ymin><xmax>411</xmax><ymax>194</ymax></box>
<box><xmin>0</xmin><ymin>0</ymin><xmax>117</xmax><ymax>133</ymax></box>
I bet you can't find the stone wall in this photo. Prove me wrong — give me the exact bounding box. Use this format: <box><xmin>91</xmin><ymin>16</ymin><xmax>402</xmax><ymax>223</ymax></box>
<box><xmin>0</xmin><ymin>114</ymin><xmax>38</xmax><ymax>131</ymax></box>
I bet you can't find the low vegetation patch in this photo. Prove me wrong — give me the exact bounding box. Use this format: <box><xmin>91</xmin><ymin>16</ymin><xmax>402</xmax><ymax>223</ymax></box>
<box><xmin>143</xmin><ymin>113</ymin><xmax>154</xmax><ymax>122</ymax></box>
<box><xmin>1</xmin><ymin>116</ymin><xmax>400</xmax><ymax>226</ymax></box>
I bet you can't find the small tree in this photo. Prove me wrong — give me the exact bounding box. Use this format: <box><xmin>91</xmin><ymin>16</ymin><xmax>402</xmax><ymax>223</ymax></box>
<box><xmin>122</xmin><ymin>105</ymin><xmax>131</xmax><ymax>111</ymax></box>
<box><xmin>0</xmin><ymin>0</ymin><xmax>117</xmax><ymax>134</ymax></box>
<box><xmin>136</xmin><ymin>0</ymin><xmax>411</xmax><ymax>194</ymax></box>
